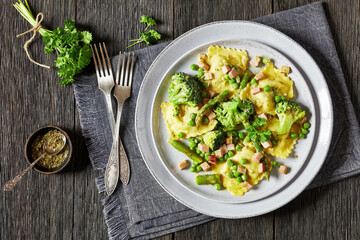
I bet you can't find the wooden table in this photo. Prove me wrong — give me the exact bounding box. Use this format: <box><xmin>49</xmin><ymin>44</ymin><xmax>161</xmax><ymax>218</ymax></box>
<box><xmin>1</xmin><ymin>0</ymin><xmax>359</xmax><ymax>239</ymax></box>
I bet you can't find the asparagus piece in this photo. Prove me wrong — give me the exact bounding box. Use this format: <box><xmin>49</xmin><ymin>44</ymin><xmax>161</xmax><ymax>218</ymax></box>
<box><xmin>196</xmin><ymin>174</ymin><xmax>221</xmax><ymax>185</ymax></box>
<box><xmin>169</xmin><ymin>140</ymin><xmax>203</xmax><ymax>164</ymax></box>
<box><xmin>240</xmin><ymin>71</ymin><xmax>251</xmax><ymax>90</ymax></box>
<box><xmin>196</xmin><ymin>90</ymin><xmax>230</xmax><ymax>125</ymax></box>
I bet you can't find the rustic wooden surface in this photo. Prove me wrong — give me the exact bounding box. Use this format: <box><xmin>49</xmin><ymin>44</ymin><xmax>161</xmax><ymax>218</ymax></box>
<box><xmin>0</xmin><ymin>0</ymin><xmax>359</xmax><ymax>239</ymax></box>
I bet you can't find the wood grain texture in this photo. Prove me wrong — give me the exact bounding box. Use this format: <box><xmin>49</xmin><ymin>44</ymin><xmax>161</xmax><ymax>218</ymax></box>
<box><xmin>0</xmin><ymin>0</ymin><xmax>359</xmax><ymax>239</ymax></box>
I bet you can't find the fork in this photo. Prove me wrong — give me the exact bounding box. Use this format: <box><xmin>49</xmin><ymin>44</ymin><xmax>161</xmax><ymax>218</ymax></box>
<box><xmin>90</xmin><ymin>43</ymin><xmax>116</xmax><ymax>132</ymax></box>
<box><xmin>104</xmin><ymin>52</ymin><xmax>134</xmax><ymax>195</ymax></box>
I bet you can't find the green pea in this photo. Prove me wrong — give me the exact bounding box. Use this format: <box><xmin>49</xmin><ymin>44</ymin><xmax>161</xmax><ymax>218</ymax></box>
<box><xmin>281</xmin><ymin>96</ymin><xmax>286</xmax><ymax>101</ymax></box>
<box><xmin>236</xmin><ymin>177</ymin><xmax>243</xmax><ymax>183</ymax></box>
<box><xmin>251</xmin><ymin>78</ymin><xmax>257</xmax><ymax>85</ymax></box>
<box><xmin>201</xmin><ymin>92</ymin><xmax>207</xmax><ymax>98</ymax></box>
<box><xmin>264</xmin><ymin>85</ymin><xmax>271</xmax><ymax>92</ymax></box>
<box><xmin>218</xmin><ymin>157</ymin><xmax>224</xmax><ymax>163</ymax></box>
<box><xmin>215</xmin><ymin>183</ymin><xmax>222</xmax><ymax>190</ymax></box>
<box><xmin>188</xmin><ymin>119</ymin><xmax>195</xmax><ymax>126</ymax></box>
<box><xmin>191</xmin><ymin>64</ymin><xmax>198</xmax><ymax>71</ymax></box>
<box><xmin>189</xmin><ymin>166</ymin><xmax>196</xmax><ymax>172</ymax></box>
<box><xmin>200</xmin><ymin>152</ymin><xmax>205</xmax><ymax>158</ymax></box>
<box><xmin>301</xmin><ymin>128</ymin><xmax>309</xmax><ymax>134</ymax></box>
<box><xmin>205</xmin><ymin>152</ymin><xmax>210</xmax><ymax>157</ymax></box>
<box><xmin>196</xmin><ymin>165</ymin><xmax>202</xmax><ymax>172</ymax></box>
<box><xmin>196</xmin><ymin>149</ymin><xmax>201</xmax><ymax>154</ymax></box>
<box><xmin>240</xmin><ymin>158</ymin><xmax>247</xmax><ymax>164</ymax></box>
<box><xmin>190</xmin><ymin>113</ymin><xmax>196</xmax><ymax>120</ymax></box>
<box><xmin>290</xmin><ymin>133</ymin><xmax>298</xmax><ymax>139</ymax></box>
<box><xmin>262</xmin><ymin>57</ymin><xmax>270</xmax><ymax>64</ymax></box>
<box><xmin>194</xmin><ymin>138</ymin><xmax>200</xmax><ymax>143</ymax></box>
<box><xmin>228</xmin><ymin>171</ymin><xmax>234</xmax><ymax>178</ymax></box>
<box><xmin>299</xmin><ymin>133</ymin><xmax>304</xmax><ymax>139</ymax></box>
<box><xmin>200</xmin><ymin>140</ymin><xmax>205</xmax><ymax>143</ymax></box>
<box><xmin>202</xmin><ymin>82</ymin><xmax>208</xmax><ymax>88</ymax></box>
<box><xmin>241</xmin><ymin>174</ymin><xmax>248</xmax><ymax>181</ymax></box>
<box><xmin>190</xmin><ymin>146</ymin><xmax>195</xmax><ymax>151</ymax></box>
<box><xmin>225</xmin><ymin>74</ymin><xmax>230</xmax><ymax>80</ymax></box>
<box><xmin>275</xmin><ymin>96</ymin><xmax>281</xmax><ymax>102</ymax></box>
<box><xmin>231</xmin><ymin>165</ymin><xmax>237</xmax><ymax>170</ymax></box>
<box><xmin>189</xmin><ymin>141</ymin><xmax>196</xmax><ymax>149</ymax></box>
<box><xmin>224</xmin><ymin>154</ymin><xmax>229</xmax><ymax>160</ymax></box>
<box><xmin>272</xmin><ymin>161</ymin><xmax>280</xmax><ymax>168</ymax></box>
<box><xmin>228</xmin><ymin>150</ymin><xmax>235</xmax><ymax>157</ymax></box>
<box><xmin>229</xmin><ymin>78</ymin><xmax>236</xmax><ymax>84</ymax></box>
<box><xmin>202</xmin><ymin>117</ymin><xmax>209</xmax><ymax>124</ymax></box>
<box><xmin>178</xmin><ymin>132</ymin><xmax>184</xmax><ymax>138</ymax></box>
<box><xmin>211</xmin><ymin>151</ymin><xmax>215</xmax><ymax>155</ymax></box>
<box><xmin>204</xmin><ymin>155</ymin><xmax>209</xmax><ymax>161</ymax></box>
<box><xmin>303</xmin><ymin>122</ymin><xmax>311</xmax><ymax>129</ymax></box>
<box><xmin>231</xmin><ymin>83</ymin><xmax>239</xmax><ymax>89</ymax></box>
<box><xmin>238</xmin><ymin>132</ymin><xmax>245</xmax><ymax>139</ymax></box>
<box><xmin>240</xmin><ymin>79</ymin><xmax>247</xmax><ymax>88</ymax></box>
<box><xmin>227</xmin><ymin>159</ymin><xmax>234</xmax><ymax>166</ymax></box>
<box><xmin>198</xmin><ymin>67</ymin><xmax>204</xmax><ymax>74</ymax></box>
<box><xmin>236</xmin><ymin>145</ymin><xmax>242</xmax><ymax>152</ymax></box>
<box><xmin>234</xmin><ymin>171</ymin><xmax>240</xmax><ymax>177</ymax></box>
<box><xmin>245</xmin><ymin>136</ymin><xmax>250</xmax><ymax>142</ymax></box>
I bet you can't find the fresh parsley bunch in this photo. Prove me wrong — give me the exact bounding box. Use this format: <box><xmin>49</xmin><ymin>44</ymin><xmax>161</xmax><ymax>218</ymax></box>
<box><xmin>127</xmin><ymin>15</ymin><xmax>161</xmax><ymax>48</ymax></box>
<box><xmin>14</xmin><ymin>1</ymin><xmax>93</xmax><ymax>86</ymax></box>
<box><xmin>42</xmin><ymin>20</ymin><xmax>92</xmax><ymax>85</ymax></box>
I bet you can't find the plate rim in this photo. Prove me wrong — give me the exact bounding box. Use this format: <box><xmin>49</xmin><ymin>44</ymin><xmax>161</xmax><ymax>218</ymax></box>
<box><xmin>135</xmin><ymin>20</ymin><xmax>333</xmax><ymax>218</ymax></box>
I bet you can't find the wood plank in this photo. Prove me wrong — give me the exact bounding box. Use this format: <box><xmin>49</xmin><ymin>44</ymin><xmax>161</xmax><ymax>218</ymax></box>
<box><xmin>73</xmin><ymin>0</ymin><xmax>174</xmax><ymax>239</ymax></box>
<box><xmin>273</xmin><ymin>1</ymin><xmax>360</xmax><ymax>239</ymax></box>
<box><xmin>0</xmin><ymin>0</ymin><xmax>76</xmax><ymax>239</ymax></box>
<box><xmin>173</xmin><ymin>0</ymin><xmax>273</xmax><ymax>239</ymax></box>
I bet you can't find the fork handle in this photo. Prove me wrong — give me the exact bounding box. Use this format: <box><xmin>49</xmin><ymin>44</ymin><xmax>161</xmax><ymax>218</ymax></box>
<box><xmin>116</xmin><ymin>102</ymin><xmax>130</xmax><ymax>185</ymax></box>
<box><xmin>104</xmin><ymin>92</ymin><xmax>116</xmax><ymax>131</ymax></box>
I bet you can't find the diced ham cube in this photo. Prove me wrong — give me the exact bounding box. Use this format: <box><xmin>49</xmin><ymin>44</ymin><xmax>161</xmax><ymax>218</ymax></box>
<box><xmin>178</xmin><ymin>160</ymin><xmax>188</xmax><ymax>170</ymax></box>
<box><xmin>198</xmin><ymin>53</ymin><xmax>207</xmax><ymax>61</ymax></box>
<box><xmin>198</xmin><ymin>61</ymin><xmax>210</xmax><ymax>71</ymax></box>
<box><xmin>227</xmin><ymin>144</ymin><xmax>235</xmax><ymax>151</ymax></box>
<box><xmin>202</xmin><ymin>98</ymin><xmax>210</xmax><ymax>104</ymax></box>
<box><xmin>252</xmin><ymin>152</ymin><xmax>263</xmax><ymax>163</ymax></box>
<box><xmin>208</xmin><ymin>155</ymin><xmax>216</xmax><ymax>164</ymax></box>
<box><xmin>207</xmin><ymin>90</ymin><xmax>216</xmax><ymax>98</ymax></box>
<box><xmin>204</xmin><ymin>109</ymin><xmax>212</xmax><ymax>117</ymax></box>
<box><xmin>254</xmin><ymin>72</ymin><xmax>265</xmax><ymax>80</ymax></box>
<box><xmin>222</xmin><ymin>65</ymin><xmax>231</xmax><ymax>74</ymax></box>
<box><xmin>204</xmin><ymin>72</ymin><xmax>214</xmax><ymax>80</ymax></box>
<box><xmin>207</xmin><ymin>111</ymin><xmax>217</xmax><ymax>121</ymax></box>
<box><xmin>237</xmin><ymin>166</ymin><xmax>247</xmax><ymax>174</ymax></box>
<box><xmin>198</xmin><ymin>143</ymin><xmax>210</xmax><ymax>153</ymax></box>
<box><xmin>251</xmin><ymin>87</ymin><xmax>261</xmax><ymax>95</ymax></box>
<box><xmin>220</xmin><ymin>144</ymin><xmax>228</xmax><ymax>154</ymax></box>
<box><xmin>280</xmin><ymin>65</ymin><xmax>291</xmax><ymax>75</ymax></box>
<box><xmin>243</xmin><ymin>181</ymin><xmax>252</xmax><ymax>190</ymax></box>
<box><xmin>228</xmin><ymin>68</ymin><xmax>238</xmax><ymax>79</ymax></box>
<box><xmin>258</xmin><ymin>113</ymin><xmax>269</xmax><ymax>122</ymax></box>
<box><xmin>279</xmin><ymin>165</ymin><xmax>289</xmax><ymax>175</ymax></box>
<box><xmin>250</xmin><ymin>56</ymin><xmax>261</xmax><ymax>67</ymax></box>
<box><xmin>215</xmin><ymin>149</ymin><xmax>224</xmax><ymax>158</ymax></box>
<box><xmin>200</xmin><ymin>162</ymin><xmax>211</xmax><ymax>172</ymax></box>
<box><xmin>261</xmin><ymin>140</ymin><xmax>272</xmax><ymax>149</ymax></box>
<box><xmin>225</xmin><ymin>136</ymin><xmax>232</xmax><ymax>145</ymax></box>
<box><xmin>259</xmin><ymin>162</ymin><xmax>266</xmax><ymax>173</ymax></box>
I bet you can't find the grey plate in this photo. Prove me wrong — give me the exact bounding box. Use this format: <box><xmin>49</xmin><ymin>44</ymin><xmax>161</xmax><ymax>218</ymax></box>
<box><xmin>135</xmin><ymin>21</ymin><xmax>333</xmax><ymax>218</ymax></box>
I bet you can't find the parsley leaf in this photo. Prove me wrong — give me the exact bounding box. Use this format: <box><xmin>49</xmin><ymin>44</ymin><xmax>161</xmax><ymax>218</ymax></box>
<box><xmin>127</xmin><ymin>15</ymin><xmax>161</xmax><ymax>48</ymax></box>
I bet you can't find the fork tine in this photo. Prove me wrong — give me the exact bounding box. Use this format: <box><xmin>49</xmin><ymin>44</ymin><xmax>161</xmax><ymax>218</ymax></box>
<box><xmin>128</xmin><ymin>53</ymin><xmax>135</xmax><ymax>88</ymax></box>
<box><xmin>124</xmin><ymin>53</ymin><xmax>131</xmax><ymax>86</ymax></box>
<box><xmin>119</xmin><ymin>53</ymin><xmax>126</xmax><ymax>86</ymax></box>
<box><xmin>102</xmin><ymin>42</ymin><xmax>113</xmax><ymax>77</ymax></box>
<box><xmin>90</xmin><ymin>45</ymin><xmax>100</xmax><ymax>79</ymax></box>
<box><xmin>93</xmin><ymin>44</ymin><xmax>104</xmax><ymax>77</ymax></box>
<box><xmin>98</xmin><ymin>43</ymin><xmax>108</xmax><ymax>76</ymax></box>
<box><xmin>116</xmin><ymin>52</ymin><xmax>122</xmax><ymax>85</ymax></box>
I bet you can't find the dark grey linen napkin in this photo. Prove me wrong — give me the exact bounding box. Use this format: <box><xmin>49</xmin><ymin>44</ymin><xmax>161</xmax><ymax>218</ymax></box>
<box><xmin>73</xmin><ymin>2</ymin><xmax>360</xmax><ymax>239</ymax></box>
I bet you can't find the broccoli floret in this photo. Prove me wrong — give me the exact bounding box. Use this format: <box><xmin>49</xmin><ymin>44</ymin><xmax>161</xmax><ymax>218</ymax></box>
<box><xmin>275</xmin><ymin>99</ymin><xmax>305</xmax><ymax>134</ymax></box>
<box><xmin>168</xmin><ymin>72</ymin><xmax>202</xmax><ymax>107</ymax></box>
<box><xmin>203</xmin><ymin>130</ymin><xmax>226</xmax><ymax>150</ymax></box>
<box><xmin>214</xmin><ymin>99</ymin><xmax>242</xmax><ymax>131</ymax></box>
<box><xmin>214</xmin><ymin>99</ymin><xmax>255</xmax><ymax>130</ymax></box>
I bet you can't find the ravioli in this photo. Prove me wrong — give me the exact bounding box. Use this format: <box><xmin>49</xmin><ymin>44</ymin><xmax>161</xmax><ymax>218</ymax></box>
<box><xmin>212</xmin><ymin>146</ymin><xmax>271</xmax><ymax>196</ymax></box>
<box><xmin>240</xmin><ymin>84</ymin><xmax>276</xmax><ymax>115</ymax></box>
<box><xmin>160</xmin><ymin>102</ymin><xmax>218</xmax><ymax>140</ymax></box>
<box><xmin>205</xmin><ymin>46</ymin><xmax>248</xmax><ymax>97</ymax></box>
<box><xmin>264</xmin><ymin>117</ymin><xmax>300</xmax><ymax>158</ymax></box>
